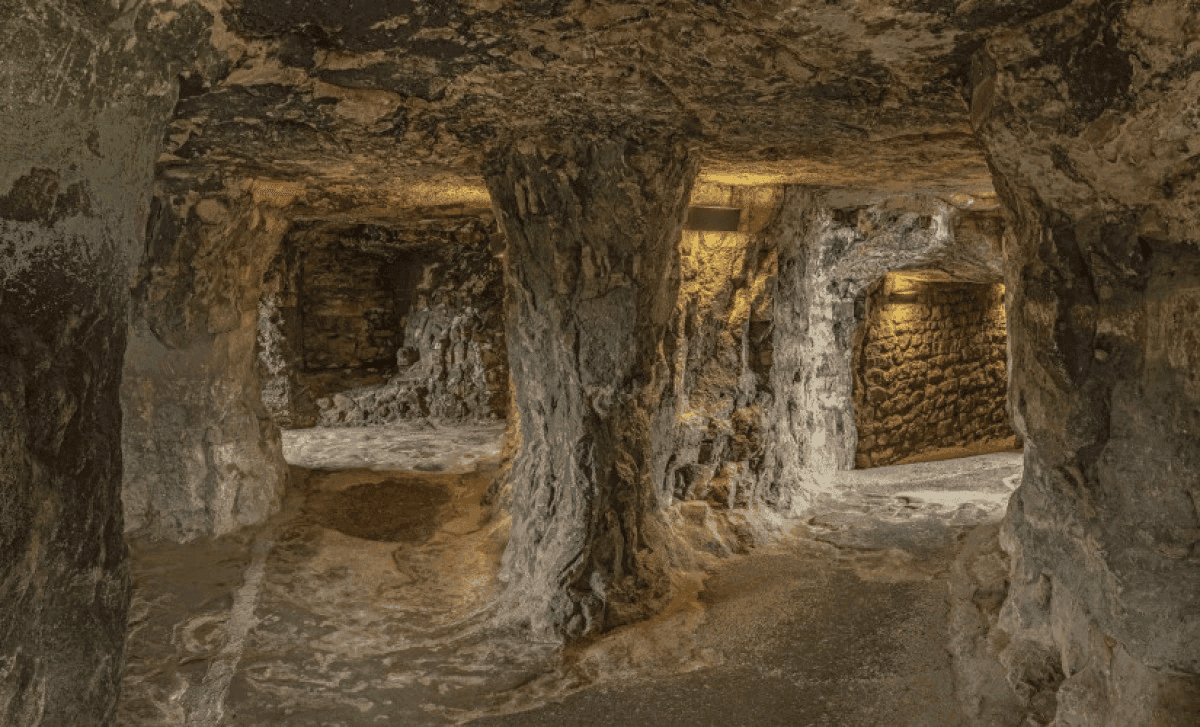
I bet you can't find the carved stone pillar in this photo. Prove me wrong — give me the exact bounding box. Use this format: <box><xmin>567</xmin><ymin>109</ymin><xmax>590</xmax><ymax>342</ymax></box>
<box><xmin>971</xmin><ymin>2</ymin><xmax>1200</xmax><ymax>721</ymax></box>
<box><xmin>484</xmin><ymin>131</ymin><xmax>698</xmax><ymax>639</ymax></box>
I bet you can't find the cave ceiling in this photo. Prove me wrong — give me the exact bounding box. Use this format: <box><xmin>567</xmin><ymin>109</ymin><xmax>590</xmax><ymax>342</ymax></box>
<box><xmin>163</xmin><ymin>0</ymin><xmax>1065</xmax><ymax>215</ymax></box>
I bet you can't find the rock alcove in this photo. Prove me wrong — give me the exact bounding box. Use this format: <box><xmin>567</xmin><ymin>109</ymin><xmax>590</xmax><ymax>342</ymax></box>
<box><xmin>2</xmin><ymin>1</ymin><xmax>1199</xmax><ymax>725</ymax></box>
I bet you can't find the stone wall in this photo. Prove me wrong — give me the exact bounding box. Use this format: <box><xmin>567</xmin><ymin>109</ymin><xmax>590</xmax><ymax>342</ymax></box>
<box><xmin>258</xmin><ymin>216</ymin><xmax>508</xmax><ymax>427</ymax></box>
<box><xmin>298</xmin><ymin>242</ymin><xmax>406</xmax><ymax>371</ymax></box>
<box><xmin>853</xmin><ymin>277</ymin><xmax>1013</xmax><ymax>468</ymax></box>
<box><xmin>0</xmin><ymin>2</ymin><xmax>214</xmax><ymax>723</ymax></box>
<box><xmin>123</xmin><ymin>188</ymin><xmax>291</xmax><ymax>543</ymax></box>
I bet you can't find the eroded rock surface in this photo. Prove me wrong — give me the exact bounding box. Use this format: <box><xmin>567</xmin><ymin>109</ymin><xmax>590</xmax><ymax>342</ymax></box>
<box><xmin>122</xmin><ymin>190</ymin><xmax>290</xmax><ymax>542</ymax></box>
<box><xmin>158</xmin><ymin>0</ymin><xmax>1042</xmax><ymax>203</ymax></box>
<box><xmin>966</xmin><ymin>1</ymin><xmax>1200</xmax><ymax>722</ymax></box>
<box><xmin>484</xmin><ymin>129</ymin><xmax>698</xmax><ymax>640</ymax></box>
<box><xmin>759</xmin><ymin>188</ymin><xmax>1006</xmax><ymax>508</ymax></box>
<box><xmin>666</xmin><ymin>184</ymin><xmax>780</xmax><ymax>511</ymax></box>
<box><xmin>0</xmin><ymin>1</ymin><xmax>213</xmax><ymax>722</ymax></box>
<box><xmin>258</xmin><ymin>216</ymin><xmax>509</xmax><ymax>427</ymax></box>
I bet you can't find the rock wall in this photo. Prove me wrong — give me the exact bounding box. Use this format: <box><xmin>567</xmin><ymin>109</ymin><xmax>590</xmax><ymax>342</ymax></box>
<box><xmin>759</xmin><ymin>189</ymin><xmax>1006</xmax><ymax>508</ymax></box>
<box><xmin>665</xmin><ymin>184</ymin><xmax>780</xmax><ymax>510</ymax></box>
<box><xmin>853</xmin><ymin>278</ymin><xmax>1013</xmax><ymax>468</ymax></box>
<box><xmin>963</xmin><ymin>0</ymin><xmax>1200</xmax><ymax>722</ymax></box>
<box><xmin>484</xmin><ymin>130</ymin><xmax>697</xmax><ymax>641</ymax></box>
<box><xmin>0</xmin><ymin>2</ymin><xmax>212</xmax><ymax>723</ymax></box>
<box><xmin>122</xmin><ymin>188</ymin><xmax>291</xmax><ymax>542</ymax></box>
<box><xmin>659</xmin><ymin>189</ymin><xmax>1008</xmax><ymax>514</ymax></box>
<box><xmin>257</xmin><ymin>230</ymin><xmax>318</xmax><ymax>429</ymax></box>
<box><xmin>257</xmin><ymin>216</ymin><xmax>508</xmax><ymax>427</ymax></box>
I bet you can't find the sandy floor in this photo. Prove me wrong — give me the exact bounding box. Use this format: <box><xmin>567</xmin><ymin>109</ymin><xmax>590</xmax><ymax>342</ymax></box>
<box><xmin>119</xmin><ymin>425</ymin><xmax>1021</xmax><ymax>726</ymax></box>
<box><xmin>281</xmin><ymin>421</ymin><xmax>507</xmax><ymax>473</ymax></box>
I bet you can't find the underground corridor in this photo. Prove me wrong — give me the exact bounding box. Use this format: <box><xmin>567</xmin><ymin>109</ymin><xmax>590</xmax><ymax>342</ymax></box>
<box><xmin>4</xmin><ymin>2</ymin><xmax>1200</xmax><ymax>726</ymax></box>
<box><xmin>116</xmin><ymin>184</ymin><xmax>1029</xmax><ymax>726</ymax></box>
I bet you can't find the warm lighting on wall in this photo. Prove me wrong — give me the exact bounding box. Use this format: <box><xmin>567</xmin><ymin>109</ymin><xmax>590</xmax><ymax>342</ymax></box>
<box><xmin>685</xmin><ymin>206</ymin><xmax>741</xmax><ymax>231</ymax></box>
<box><xmin>883</xmin><ymin>273</ymin><xmax>925</xmax><ymax>301</ymax></box>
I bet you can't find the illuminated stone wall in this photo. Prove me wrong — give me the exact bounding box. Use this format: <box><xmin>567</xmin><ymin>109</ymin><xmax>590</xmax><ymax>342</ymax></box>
<box><xmin>666</xmin><ymin>183</ymin><xmax>781</xmax><ymax>508</ymax></box>
<box><xmin>853</xmin><ymin>276</ymin><xmax>1013</xmax><ymax>468</ymax></box>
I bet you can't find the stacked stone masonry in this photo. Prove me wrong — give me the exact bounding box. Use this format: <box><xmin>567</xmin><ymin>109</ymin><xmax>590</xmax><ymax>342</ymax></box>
<box><xmin>299</xmin><ymin>242</ymin><xmax>406</xmax><ymax>371</ymax></box>
<box><xmin>257</xmin><ymin>217</ymin><xmax>509</xmax><ymax>427</ymax></box>
<box><xmin>854</xmin><ymin>279</ymin><xmax>1014</xmax><ymax>468</ymax></box>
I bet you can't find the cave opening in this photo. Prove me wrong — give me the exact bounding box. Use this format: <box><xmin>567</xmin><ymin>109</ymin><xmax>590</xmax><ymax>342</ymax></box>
<box><xmin>851</xmin><ymin>271</ymin><xmax>1019</xmax><ymax>468</ymax></box>
<box><xmin>258</xmin><ymin>217</ymin><xmax>510</xmax><ymax>430</ymax></box>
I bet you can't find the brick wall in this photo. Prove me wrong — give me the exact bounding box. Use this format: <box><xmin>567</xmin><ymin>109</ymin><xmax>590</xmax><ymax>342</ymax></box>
<box><xmin>853</xmin><ymin>277</ymin><xmax>1014</xmax><ymax>468</ymax></box>
<box><xmin>258</xmin><ymin>217</ymin><xmax>509</xmax><ymax>426</ymax></box>
<box><xmin>298</xmin><ymin>244</ymin><xmax>410</xmax><ymax>371</ymax></box>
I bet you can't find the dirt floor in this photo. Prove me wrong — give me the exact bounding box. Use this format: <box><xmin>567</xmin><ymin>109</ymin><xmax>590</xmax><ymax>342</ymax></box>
<box><xmin>118</xmin><ymin>423</ymin><xmax>1021</xmax><ymax>726</ymax></box>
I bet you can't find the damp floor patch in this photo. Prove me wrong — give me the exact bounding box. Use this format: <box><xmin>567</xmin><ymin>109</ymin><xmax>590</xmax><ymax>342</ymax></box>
<box><xmin>304</xmin><ymin>475</ymin><xmax>452</xmax><ymax>543</ymax></box>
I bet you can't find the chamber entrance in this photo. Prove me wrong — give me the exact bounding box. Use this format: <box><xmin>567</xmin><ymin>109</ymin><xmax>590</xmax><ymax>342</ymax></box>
<box><xmin>852</xmin><ymin>272</ymin><xmax>1019</xmax><ymax>468</ymax></box>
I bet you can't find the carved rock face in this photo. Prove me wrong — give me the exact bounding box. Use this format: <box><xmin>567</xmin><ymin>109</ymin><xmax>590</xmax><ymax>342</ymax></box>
<box><xmin>0</xmin><ymin>2</ymin><xmax>215</xmax><ymax>723</ymax></box>
<box><xmin>4</xmin><ymin>0</ymin><xmax>1200</xmax><ymax>724</ymax></box>
<box><xmin>969</xmin><ymin>1</ymin><xmax>1200</xmax><ymax>721</ymax></box>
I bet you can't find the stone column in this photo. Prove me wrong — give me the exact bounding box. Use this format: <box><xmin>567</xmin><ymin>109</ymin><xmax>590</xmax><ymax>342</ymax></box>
<box><xmin>0</xmin><ymin>4</ymin><xmax>211</xmax><ymax>723</ymax></box>
<box><xmin>761</xmin><ymin>189</ymin><xmax>1002</xmax><ymax>504</ymax></box>
<box><xmin>121</xmin><ymin>191</ymin><xmax>291</xmax><ymax>542</ymax></box>
<box><xmin>484</xmin><ymin>131</ymin><xmax>698</xmax><ymax>640</ymax></box>
<box><xmin>972</xmin><ymin>2</ymin><xmax>1200</xmax><ymax>721</ymax></box>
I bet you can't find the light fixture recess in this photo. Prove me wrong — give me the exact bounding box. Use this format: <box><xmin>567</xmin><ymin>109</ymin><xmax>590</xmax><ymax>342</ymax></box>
<box><xmin>685</xmin><ymin>206</ymin><xmax>741</xmax><ymax>232</ymax></box>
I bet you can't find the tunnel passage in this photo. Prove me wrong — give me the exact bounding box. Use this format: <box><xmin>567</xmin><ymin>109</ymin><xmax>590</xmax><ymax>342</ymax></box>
<box><xmin>852</xmin><ymin>272</ymin><xmax>1016</xmax><ymax>468</ymax></box>
<box><xmin>258</xmin><ymin>216</ymin><xmax>510</xmax><ymax>428</ymax></box>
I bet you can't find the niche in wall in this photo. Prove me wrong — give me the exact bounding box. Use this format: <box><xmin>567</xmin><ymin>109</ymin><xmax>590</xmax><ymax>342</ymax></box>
<box><xmin>852</xmin><ymin>272</ymin><xmax>1018</xmax><ymax>468</ymax></box>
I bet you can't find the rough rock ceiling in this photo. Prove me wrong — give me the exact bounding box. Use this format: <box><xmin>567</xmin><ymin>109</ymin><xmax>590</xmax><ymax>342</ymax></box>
<box><xmin>161</xmin><ymin>0</ymin><xmax>1064</xmax><ymax>211</ymax></box>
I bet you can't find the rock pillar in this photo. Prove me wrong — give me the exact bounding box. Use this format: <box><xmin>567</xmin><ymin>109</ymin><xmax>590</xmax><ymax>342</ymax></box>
<box><xmin>761</xmin><ymin>189</ymin><xmax>1002</xmax><ymax>504</ymax></box>
<box><xmin>121</xmin><ymin>191</ymin><xmax>290</xmax><ymax>542</ymax></box>
<box><xmin>484</xmin><ymin>132</ymin><xmax>698</xmax><ymax>640</ymax></box>
<box><xmin>0</xmin><ymin>3</ymin><xmax>210</xmax><ymax>723</ymax></box>
<box><xmin>972</xmin><ymin>2</ymin><xmax>1200</xmax><ymax>721</ymax></box>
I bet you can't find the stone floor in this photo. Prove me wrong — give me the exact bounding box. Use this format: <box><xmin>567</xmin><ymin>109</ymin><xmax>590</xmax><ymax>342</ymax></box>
<box><xmin>118</xmin><ymin>423</ymin><xmax>1021</xmax><ymax>726</ymax></box>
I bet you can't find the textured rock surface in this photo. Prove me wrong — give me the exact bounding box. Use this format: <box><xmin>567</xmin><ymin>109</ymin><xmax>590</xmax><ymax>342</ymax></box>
<box><xmin>0</xmin><ymin>1</ymin><xmax>212</xmax><ymax>722</ymax></box>
<box><xmin>118</xmin><ymin>426</ymin><xmax>1021</xmax><ymax>727</ymax></box>
<box><xmin>155</xmin><ymin>0</ymin><xmax>1049</xmax><ymax>204</ymax></box>
<box><xmin>476</xmin><ymin>453</ymin><xmax>1023</xmax><ymax>727</ymax></box>
<box><xmin>6</xmin><ymin>0</ymin><xmax>1200</xmax><ymax>722</ymax></box>
<box><xmin>948</xmin><ymin>522</ymin><xmax>1028</xmax><ymax>725</ymax></box>
<box><xmin>665</xmin><ymin>184</ymin><xmax>780</xmax><ymax>510</ymax></box>
<box><xmin>854</xmin><ymin>278</ymin><xmax>1013</xmax><ymax>467</ymax></box>
<box><xmin>256</xmin><ymin>231</ymin><xmax>319</xmax><ymax>428</ymax></box>
<box><xmin>484</xmin><ymin>130</ymin><xmax>697</xmax><ymax>640</ymax></box>
<box><xmin>122</xmin><ymin>190</ymin><xmax>290</xmax><ymax>542</ymax></box>
<box><xmin>966</xmin><ymin>0</ymin><xmax>1200</xmax><ymax>722</ymax></box>
<box><xmin>759</xmin><ymin>188</ymin><xmax>1006</xmax><ymax>508</ymax></box>
<box><xmin>258</xmin><ymin>216</ymin><xmax>508</xmax><ymax>427</ymax></box>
